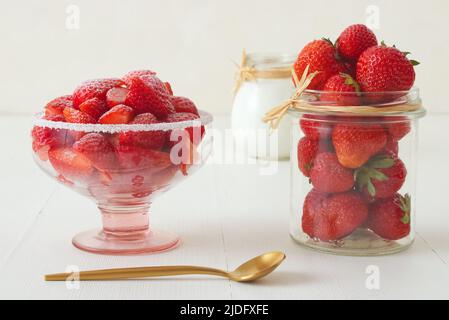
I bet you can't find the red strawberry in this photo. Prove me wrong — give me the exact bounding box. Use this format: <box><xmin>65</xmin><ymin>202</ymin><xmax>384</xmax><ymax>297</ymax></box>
<box><xmin>368</xmin><ymin>193</ymin><xmax>411</xmax><ymax>240</ymax></box>
<box><xmin>119</xmin><ymin>113</ymin><xmax>166</xmax><ymax>150</ymax></box>
<box><xmin>45</xmin><ymin>95</ymin><xmax>73</xmax><ymax>116</ymax></box>
<box><xmin>98</xmin><ymin>104</ymin><xmax>134</xmax><ymax>124</ymax></box>
<box><xmin>336</xmin><ymin>24</ymin><xmax>378</xmax><ymax>62</ymax></box>
<box><xmin>63</xmin><ymin>107</ymin><xmax>96</xmax><ymax>124</ymax></box>
<box><xmin>73</xmin><ymin>78</ymin><xmax>124</xmax><ymax>107</ymax></box>
<box><xmin>299</xmin><ymin>115</ymin><xmax>334</xmax><ymax>141</ymax></box>
<box><xmin>384</xmin><ymin>116</ymin><xmax>411</xmax><ymax>140</ymax></box>
<box><xmin>356</xmin><ymin>154</ymin><xmax>407</xmax><ymax>199</ymax></box>
<box><xmin>171</xmin><ymin>96</ymin><xmax>199</xmax><ymax>115</ymax></box>
<box><xmin>166</xmin><ymin>112</ymin><xmax>204</xmax><ymax>146</ymax></box>
<box><xmin>302</xmin><ymin>190</ymin><xmax>368</xmax><ymax>241</ymax></box>
<box><xmin>321</xmin><ymin>73</ymin><xmax>361</xmax><ymax>106</ymax></box>
<box><xmin>382</xmin><ymin>136</ymin><xmax>399</xmax><ymax>157</ymax></box>
<box><xmin>43</xmin><ymin>114</ymin><xmax>66</xmax><ymax>122</ymax></box>
<box><xmin>125</xmin><ymin>74</ymin><xmax>172</xmax><ymax>119</ymax></box>
<box><xmin>122</xmin><ymin>70</ymin><xmax>157</xmax><ymax>86</ymax></box>
<box><xmin>332</xmin><ymin>123</ymin><xmax>387</xmax><ymax>168</ymax></box>
<box><xmin>296</xmin><ymin>137</ymin><xmax>330</xmax><ymax>177</ymax></box>
<box><xmin>293</xmin><ymin>39</ymin><xmax>346</xmax><ymax>90</ymax></box>
<box><xmin>32</xmin><ymin>125</ymin><xmax>64</xmax><ymax>161</ymax></box>
<box><xmin>115</xmin><ymin>145</ymin><xmax>172</xmax><ymax>172</ymax></box>
<box><xmin>78</xmin><ymin>98</ymin><xmax>108</xmax><ymax>120</ymax></box>
<box><xmin>309</xmin><ymin>152</ymin><xmax>354</xmax><ymax>193</ymax></box>
<box><xmin>106</xmin><ymin>87</ymin><xmax>129</xmax><ymax>108</ymax></box>
<box><xmin>356</xmin><ymin>45</ymin><xmax>417</xmax><ymax>94</ymax></box>
<box><xmin>73</xmin><ymin>133</ymin><xmax>117</xmax><ymax>170</ymax></box>
<box><xmin>164</xmin><ymin>82</ymin><xmax>173</xmax><ymax>95</ymax></box>
<box><xmin>48</xmin><ymin>147</ymin><xmax>93</xmax><ymax>180</ymax></box>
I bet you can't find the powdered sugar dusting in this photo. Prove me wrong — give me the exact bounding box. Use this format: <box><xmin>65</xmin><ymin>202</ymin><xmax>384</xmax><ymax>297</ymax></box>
<box><xmin>32</xmin><ymin>111</ymin><xmax>213</xmax><ymax>133</ymax></box>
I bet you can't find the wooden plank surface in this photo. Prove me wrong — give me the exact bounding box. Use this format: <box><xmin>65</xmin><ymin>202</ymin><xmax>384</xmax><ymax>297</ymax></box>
<box><xmin>0</xmin><ymin>114</ymin><xmax>448</xmax><ymax>299</ymax></box>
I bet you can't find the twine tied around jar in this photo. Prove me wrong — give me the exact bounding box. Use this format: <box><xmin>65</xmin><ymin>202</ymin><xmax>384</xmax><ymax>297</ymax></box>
<box><xmin>232</xmin><ymin>50</ymin><xmax>292</xmax><ymax>97</ymax></box>
<box><xmin>262</xmin><ymin>66</ymin><xmax>423</xmax><ymax>130</ymax></box>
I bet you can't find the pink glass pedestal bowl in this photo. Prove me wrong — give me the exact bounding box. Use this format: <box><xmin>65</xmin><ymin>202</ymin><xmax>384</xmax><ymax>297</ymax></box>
<box><xmin>31</xmin><ymin>111</ymin><xmax>213</xmax><ymax>255</ymax></box>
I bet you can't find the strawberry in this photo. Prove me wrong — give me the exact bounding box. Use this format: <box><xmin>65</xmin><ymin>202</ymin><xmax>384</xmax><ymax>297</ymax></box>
<box><xmin>171</xmin><ymin>96</ymin><xmax>199</xmax><ymax>115</ymax></box>
<box><xmin>63</xmin><ymin>107</ymin><xmax>96</xmax><ymax>124</ymax></box>
<box><xmin>164</xmin><ymin>82</ymin><xmax>173</xmax><ymax>95</ymax></box>
<box><xmin>321</xmin><ymin>73</ymin><xmax>361</xmax><ymax>106</ymax></box>
<box><xmin>48</xmin><ymin>147</ymin><xmax>93</xmax><ymax>180</ymax></box>
<box><xmin>98</xmin><ymin>104</ymin><xmax>134</xmax><ymax>124</ymax></box>
<box><xmin>43</xmin><ymin>114</ymin><xmax>66</xmax><ymax>122</ymax></box>
<box><xmin>115</xmin><ymin>145</ymin><xmax>172</xmax><ymax>172</ymax></box>
<box><xmin>31</xmin><ymin>125</ymin><xmax>64</xmax><ymax>161</ymax></box>
<box><xmin>382</xmin><ymin>136</ymin><xmax>399</xmax><ymax>157</ymax></box>
<box><xmin>106</xmin><ymin>87</ymin><xmax>129</xmax><ymax>108</ymax></box>
<box><xmin>368</xmin><ymin>193</ymin><xmax>411</xmax><ymax>240</ymax></box>
<box><xmin>356</xmin><ymin>154</ymin><xmax>407</xmax><ymax>199</ymax></box>
<box><xmin>166</xmin><ymin>112</ymin><xmax>204</xmax><ymax>146</ymax></box>
<box><xmin>302</xmin><ymin>190</ymin><xmax>368</xmax><ymax>241</ymax></box>
<box><xmin>356</xmin><ymin>45</ymin><xmax>417</xmax><ymax>94</ymax></box>
<box><xmin>73</xmin><ymin>78</ymin><xmax>124</xmax><ymax>108</ymax></box>
<box><xmin>73</xmin><ymin>133</ymin><xmax>117</xmax><ymax>170</ymax></box>
<box><xmin>309</xmin><ymin>152</ymin><xmax>354</xmax><ymax>193</ymax></box>
<box><xmin>45</xmin><ymin>95</ymin><xmax>73</xmax><ymax>116</ymax></box>
<box><xmin>299</xmin><ymin>115</ymin><xmax>334</xmax><ymax>141</ymax></box>
<box><xmin>384</xmin><ymin>116</ymin><xmax>411</xmax><ymax>140</ymax></box>
<box><xmin>118</xmin><ymin>113</ymin><xmax>166</xmax><ymax>150</ymax></box>
<box><xmin>122</xmin><ymin>70</ymin><xmax>157</xmax><ymax>87</ymax></box>
<box><xmin>336</xmin><ymin>24</ymin><xmax>378</xmax><ymax>62</ymax></box>
<box><xmin>332</xmin><ymin>123</ymin><xmax>387</xmax><ymax>168</ymax></box>
<box><xmin>297</xmin><ymin>137</ymin><xmax>330</xmax><ymax>177</ymax></box>
<box><xmin>125</xmin><ymin>74</ymin><xmax>172</xmax><ymax>119</ymax></box>
<box><xmin>293</xmin><ymin>39</ymin><xmax>346</xmax><ymax>90</ymax></box>
<box><xmin>78</xmin><ymin>98</ymin><xmax>108</xmax><ymax>120</ymax></box>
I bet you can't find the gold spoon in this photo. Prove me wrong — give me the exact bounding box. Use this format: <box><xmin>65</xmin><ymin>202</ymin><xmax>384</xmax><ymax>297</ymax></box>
<box><xmin>45</xmin><ymin>251</ymin><xmax>286</xmax><ymax>282</ymax></box>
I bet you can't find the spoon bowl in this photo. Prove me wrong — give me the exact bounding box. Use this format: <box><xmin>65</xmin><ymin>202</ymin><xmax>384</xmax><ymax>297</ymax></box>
<box><xmin>228</xmin><ymin>251</ymin><xmax>286</xmax><ymax>282</ymax></box>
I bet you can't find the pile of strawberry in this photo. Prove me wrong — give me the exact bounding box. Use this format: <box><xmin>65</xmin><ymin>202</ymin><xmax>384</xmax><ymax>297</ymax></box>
<box><xmin>295</xmin><ymin>24</ymin><xmax>417</xmax><ymax>242</ymax></box>
<box><xmin>32</xmin><ymin>70</ymin><xmax>203</xmax><ymax>194</ymax></box>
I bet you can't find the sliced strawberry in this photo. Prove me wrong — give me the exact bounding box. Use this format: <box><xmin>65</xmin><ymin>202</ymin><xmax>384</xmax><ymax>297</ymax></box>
<box><xmin>73</xmin><ymin>78</ymin><xmax>124</xmax><ymax>107</ymax></box>
<box><xmin>32</xmin><ymin>126</ymin><xmax>63</xmax><ymax>161</ymax></box>
<box><xmin>164</xmin><ymin>82</ymin><xmax>173</xmax><ymax>95</ymax></box>
<box><xmin>48</xmin><ymin>147</ymin><xmax>94</xmax><ymax>180</ymax></box>
<box><xmin>125</xmin><ymin>75</ymin><xmax>172</xmax><ymax>118</ymax></box>
<box><xmin>63</xmin><ymin>107</ymin><xmax>96</xmax><ymax>124</ymax></box>
<box><xmin>119</xmin><ymin>113</ymin><xmax>166</xmax><ymax>150</ymax></box>
<box><xmin>45</xmin><ymin>95</ymin><xmax>73</xmax><ymax>116</ymax></box>
<box><xmin>98</xmin><ymin>104</ymin><xmax>134</xmax><ymax>124</ymax></box>
<box><xmin>166</xmin><ymin>112</ymin><xmax>204</xmax><ymax>147</ymax></box>
<box><xmin>106</xmin><ymin>87</ymin><xmax>129</xmax><ymax>108</ymax></box>
<box><xmin>43</xmin><ymin>114</ymin><xmax>66</xmax><ymax>122</ymax></box>
<box><xmin>171</xmin><ymin>96</ymin><xmax>199</xmax><ymax>115</ymax></box>
<box><xmin>116</xmin><ymin>145</ymin><xmax>172</xmax><ymax>172</ymax></box>
<box><xmin>73</xmin><ymin>133</ymin><xmax>117</xmax><ymax>170</ymax></box>
<box><xmin>78</xmin><ymin>98</ymin><xmax>108</xmax><ymax>120</ymax></box>
<box><xmin>122</xmin><ymin>70</ymin><xmax>157</xmax><ymax>86</ymax></box>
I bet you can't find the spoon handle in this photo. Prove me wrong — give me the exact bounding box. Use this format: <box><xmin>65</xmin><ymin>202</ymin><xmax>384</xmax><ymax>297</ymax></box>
<box><xmin>45</xmin><ymin>265</ymin><xmax>229</xmax><ymax>281</ymax></box>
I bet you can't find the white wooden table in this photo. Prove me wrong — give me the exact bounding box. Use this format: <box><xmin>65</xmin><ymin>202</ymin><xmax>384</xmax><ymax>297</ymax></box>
<box><xmin>0</xmin><ymin>114</ymin><xmax>448</xmax><ymax>300</ymax></box>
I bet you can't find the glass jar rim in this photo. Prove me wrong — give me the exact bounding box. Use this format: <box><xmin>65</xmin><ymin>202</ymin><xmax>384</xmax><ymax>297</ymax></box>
<box><xmin>32</xmin><ymin>110</ymin><xmax>213</xmax><ymax>133</ymax></box>
<box><xmin>288</xmin><ymin>87</ymin><xmax>425</xmax><ymax>119</ymax></box>
<box><xmin>245</xmin><ymin>52</ymin><xmax>296</xmax><ymax>70</ymax></box>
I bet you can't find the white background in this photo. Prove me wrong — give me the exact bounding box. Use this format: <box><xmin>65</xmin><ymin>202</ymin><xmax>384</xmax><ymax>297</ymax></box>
<box><xmin>1</xmin><ymin>0</ymin><xmax>448</xmax><ymax>115</ymax></box>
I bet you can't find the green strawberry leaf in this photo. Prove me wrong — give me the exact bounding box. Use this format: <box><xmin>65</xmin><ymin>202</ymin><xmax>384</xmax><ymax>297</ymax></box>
<box><xmin>322</xmin><ymin>37</ymin><xmax>334</xmax><ymax>46</ymax></box>
<box><xmin>367</xmin><ymin>181</ymin><xmax>376</xmax><ymax>197</ymax></box>
<box><xmin>400</xmin><ymin>213</ymin><xmax>410</xmax><ymax>224</ymax></box>
<box><xmin>367</xmin><ymin>154</ymin><xmax>395</xmax><ymax>169</ymax></box>
<box><xmin>410</xmin><ymin>60</ymin><xmax>420</xmax><ymax>66</ymax></box>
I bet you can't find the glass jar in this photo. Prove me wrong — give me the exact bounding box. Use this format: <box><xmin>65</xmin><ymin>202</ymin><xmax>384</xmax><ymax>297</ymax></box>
<box><xmin>232</xmin><ymin>53</ymin><xmax>296</xmax><ymax>160</ymax></box>
<box><xmin>289</xmin><ymin>89</ymin><xmax>425</xmax><ymax>255</ymax></box>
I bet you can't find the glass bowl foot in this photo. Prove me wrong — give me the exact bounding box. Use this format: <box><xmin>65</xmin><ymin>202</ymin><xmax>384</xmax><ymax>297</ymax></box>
<box><xmin>72</xmin><ymin>229</ymin><xmax>180</xmax><ymax>255</ymax></box>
